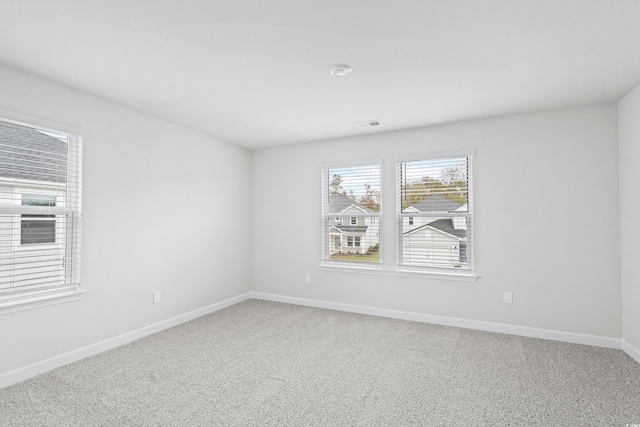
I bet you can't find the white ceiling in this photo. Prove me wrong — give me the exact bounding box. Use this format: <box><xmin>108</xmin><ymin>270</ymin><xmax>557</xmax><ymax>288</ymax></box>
<box><xmin>1</xmin><ymin>0</ymin><xmax>640</xmax><ymax>150</ymax></box>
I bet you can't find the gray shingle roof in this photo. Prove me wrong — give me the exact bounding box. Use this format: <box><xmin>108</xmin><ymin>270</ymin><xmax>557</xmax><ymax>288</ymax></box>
<box><xmin>0</xmin><ymin>121</ymin><xmax>67</xmax><ymax>183</ymax></box>
<box><xmin>328</xmin><ymin>192</ymin><xmax>374</xmax><ymax>213</ymax></box>
<box><xmin>428</xmin><ymin>219</ymin><xmax>467</xmax><ymax>238</ymax></box>
<box><xmin>404</xmin><ymin>218</ymin><xmax>466</xmax><ymax>239</ymax></box>
<box><xmin>332</xmin><ymin>225</ymin><xmax>368</xmax><ymax>234</ymax></box>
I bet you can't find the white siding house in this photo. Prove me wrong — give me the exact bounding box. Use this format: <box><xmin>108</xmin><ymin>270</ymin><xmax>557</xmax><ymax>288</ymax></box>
<box><xmin>401</xmin><ymin>196</ymin><xmax>468</xmax><ymax>268</ymax></box>
<box><xmin>328</xmin><ymin>193</ymin><xmax>379</xmax><ymax>255</ymax></box>
<box><xmin>402</xmin><ymin>218</ymin><xmax>468</xmax><ymax>268</ymax></box>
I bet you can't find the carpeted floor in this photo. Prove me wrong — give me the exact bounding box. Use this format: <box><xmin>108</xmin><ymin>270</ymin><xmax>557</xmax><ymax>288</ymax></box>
<box><xmin>1</xmin><ymin>299</ymin><xmax>640</xmax><ymax>426</ymax></box>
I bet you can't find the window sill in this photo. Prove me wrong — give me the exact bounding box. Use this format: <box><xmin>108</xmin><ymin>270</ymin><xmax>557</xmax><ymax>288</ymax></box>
<box><xmin>393</xmin><ymin>268</ymin><xmax>477</xmax><ymax>282</ymax></box>
<box><xmin>14</xmin><ymin>243</ymin><xmax>63</xmax><ymax>251</ymax></box>
<box><xmin>0</xmin><ymin>286</ymin><xmax>86</xmax><ymax>315</ymax></box>
<box><xmin>320</xmin><ymin>261</ymin><xmax>384</xmax><ymax>273</ymax></box>
<box><xmin>319</xmin><ymin>263</ymin><xmax>477</xmax><ymax>282</ymax></box>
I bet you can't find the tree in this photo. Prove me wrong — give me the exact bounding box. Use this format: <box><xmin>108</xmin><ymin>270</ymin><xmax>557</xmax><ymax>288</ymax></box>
<box><xmin>329</xmin><ymin>174</ymin><xmax>344</xmax><ymax>195</ymax></box>
<box><xmin>360</xmin><ymin>183</ymin><xmax>380</xmax><ymax>212</ymax></box>
<box><xmin>440</xmin><ymin>166</ymin><xmax>465</xmax><ymax>185</ymax></box>
<box><xmin>439</xmin><ymin>166</ymin><xmax>467</xmax><ymax>204</ymax></box>
<box><xmin>401</xmin><ymin>171</ymin><xmax>468</xmax><ymax>208</ymax></box>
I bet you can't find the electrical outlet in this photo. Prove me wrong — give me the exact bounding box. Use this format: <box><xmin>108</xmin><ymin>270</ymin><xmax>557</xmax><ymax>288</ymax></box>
<box><xmin>305</xmin><ymin>274</ymin><xmax>311</xmax><ymax>284</ymax></box>
<box><xmin>504</xmin><ymin>291</ymin><xmax>513</xmax><ymax>304</ymax></box>
<box><xmin>153</xmin><ymin>290</ymin><xmax>161</xmax><ymax>304</ymax></box>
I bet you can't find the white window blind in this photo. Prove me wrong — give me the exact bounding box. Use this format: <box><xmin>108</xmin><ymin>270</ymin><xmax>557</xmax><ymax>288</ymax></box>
<box><xmin>321</xmin><ymin>162</ymin><xmax>381</xmax><ymax>265</ymax></box>
<box><xmin>0</xmin><ymin>117</ymin><xmax>82</xmax><ymax>313</ymax></box>
<box><xmin>397</xmin><ymin>152</ymin><xmax>473</xmax><ymax>273</ymax></box>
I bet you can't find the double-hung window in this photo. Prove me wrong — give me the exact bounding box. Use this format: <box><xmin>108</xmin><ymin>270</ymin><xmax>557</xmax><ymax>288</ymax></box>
<box><xmin>0</xmin><ymin>111</ymin><xmax>83</xmax><ymax>314</ymax></box>
<box><xmin>321</xmin><ymin>162</ymin><xmax>381</xmax><ymax>266</ymax></box>
<box><xmin>397</xmin><ymin>151</ymin><xmax>473</xmax><ymax>275</ymax></box>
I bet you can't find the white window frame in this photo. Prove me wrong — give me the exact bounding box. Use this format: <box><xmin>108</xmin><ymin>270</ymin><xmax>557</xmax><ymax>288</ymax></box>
<box><xmin>0</xmin><ymin>108</ymin><xmax>85</xmax><ymax>315</ymax></box>
<box><xmin>396</xmin><ymin>149</ymin><xmax>475</xmax><ymax>280</ymax></box>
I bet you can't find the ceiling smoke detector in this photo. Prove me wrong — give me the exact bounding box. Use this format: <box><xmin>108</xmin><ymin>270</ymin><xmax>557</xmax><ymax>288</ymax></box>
<box><xmin>355</xmin><ymin>120</ymin><xmax>382</xmax><ymax>128</ymax></box>
<box><xmin>328</xmin><ymin>64</ymin><xmax>352</xmax><ymax>77</ymax></box>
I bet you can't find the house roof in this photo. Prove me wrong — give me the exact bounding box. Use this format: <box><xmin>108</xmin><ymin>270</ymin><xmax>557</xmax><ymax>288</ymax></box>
<box><xmin>331</xmin><ymin>225</ymin><xmax>369</xmax><ymax>234</ymax></box>
<box><xmin>405</xmin><ymin>195</ymin><xmax>462</xmax><ymax>213</ymax></box>
<box><xmin>328</xmin><ymin>193</ymin><xmax>374</xmax><ymax>214</ymax></box>
<box><xmin>404</xmin><ymin>218</ymin><xmax>466</xmax><ymax>240</ymax></box>
<box><xmin>0</xmin><ymin>121</ymin><xmax>67</xmax><ymax>184</ymax></box>
<box><xmin>429</xmin><ymin>219</ymin><xmax>467</xmax><ymax>239</ymax></box>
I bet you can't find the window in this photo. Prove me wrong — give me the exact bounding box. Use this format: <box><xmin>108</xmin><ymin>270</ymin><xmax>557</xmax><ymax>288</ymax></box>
<box><xmin>0</xmin><ymin>111</ymin><xmax>84</xmax><ymax>314</ymax></box>
<box><xmin>321</xmin><ymin>162</ymin><xmax>381</xmax><ymax>265</ymax></box>
<box><xmin>397</xmin><ymin>151</ymin><xmax>473</xmax><ymax>274</ymax></box>
<box><xmin>21</xmin><ymin>194</ymin><xmax>58</xmax><ymax>245</ymax></box>
<box><xmin>347</xmin><ymin>236</ymin><xmax>361</xmax><ymax>247</ymax></box>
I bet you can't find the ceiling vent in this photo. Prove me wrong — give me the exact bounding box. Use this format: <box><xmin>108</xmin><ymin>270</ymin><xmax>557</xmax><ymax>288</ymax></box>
<box><xmin>355</xmin><ymin>120</ymin><xmax>382</xmax><ymax>128</ymax></box>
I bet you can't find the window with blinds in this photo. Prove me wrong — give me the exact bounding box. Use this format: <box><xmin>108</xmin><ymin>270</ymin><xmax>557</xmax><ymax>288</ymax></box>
<box><xmin>0</xmin><ymin>115</ymin><xmax>83</xmax><ymax>314</ymax></box>
<box><xmin>321</xmin><ymin>162</ymin><xmax>381</xmax><ymax>265</ymax></box>
<box><xmin>397</xmin><ymin>151</ymin><xmax>473</xmax><ymax>273</ymax></box>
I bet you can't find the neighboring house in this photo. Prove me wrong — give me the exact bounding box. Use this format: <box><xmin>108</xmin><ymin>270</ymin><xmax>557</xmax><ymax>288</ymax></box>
<box><xmin>402</xmin><ymin>195</ymin><xmax>468</xmax><ymax>268</ymax></box>
<box><xmin>0</xmin><ymin>122</ymin><xmax>69</xmax><ymax>292</ymax></box>
<box><xmin>328</xmin><ymin>193</ymin><xmax>379</xmax><ymax>255</ymax></box>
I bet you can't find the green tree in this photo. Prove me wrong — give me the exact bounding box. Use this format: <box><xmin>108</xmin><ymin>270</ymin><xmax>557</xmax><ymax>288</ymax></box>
<box><xmin>330</xmin><ymin>174</ymin><xmax>344</xmax><ymax>195</ymax></box>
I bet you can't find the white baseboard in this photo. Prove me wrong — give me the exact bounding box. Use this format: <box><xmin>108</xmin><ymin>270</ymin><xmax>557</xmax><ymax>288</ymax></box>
<box><xmin>622</xmin><ymin>339</ymin><xmax>640</xmax><ymax>364</ymax></box>
<box><xmin>250</xmin><ymin>292</ymin><xmax>622</xmax><ymax>350</ymax></box>
<box><xmin>0</xmin><ymin>292</ymin><xmax>251</xmax><ymax>389</ymax></box>
<box><xmin>3</xmin><ymin>291</ymin><xmax>635</xmax><ymax>389</ymax></box>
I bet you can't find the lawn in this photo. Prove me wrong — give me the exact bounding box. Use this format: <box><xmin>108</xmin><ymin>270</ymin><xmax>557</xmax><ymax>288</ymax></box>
<box><xmin>330</xmin><ymin>251</ymin><xmax>380</xmax><ymax>263</ymax></box>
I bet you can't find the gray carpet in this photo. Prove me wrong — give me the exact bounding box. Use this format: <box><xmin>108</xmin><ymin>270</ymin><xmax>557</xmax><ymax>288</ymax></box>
<box><xmin>1</xmin><ymin>299</ymin><xmax>639</xmax><ymax>426</ymax></box>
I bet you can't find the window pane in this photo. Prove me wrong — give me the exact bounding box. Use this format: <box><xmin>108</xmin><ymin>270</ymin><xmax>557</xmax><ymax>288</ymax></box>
<box><xmin>0</xmin><ymin>121</ymin><xmax>69</xmax><ymax>184</ymax></box>
<box><xmin>399</xmin><ymin>158</ymin><xmax>468</xmax><ymax>212</ymax></box>
<box><xmin>21</xmin><ymin>219</ymin><xmax>56</xmax><ymax>244</ymax></box>
<box><xmin>328</xmin><ymin>165</ymin><xmax>380</xmax><ymax>213</ymax></box>
<box><xmin>0</xmin><ymin>117</ymin><xmax>82</xmax><ymax>309</ymax></box>
<box><xmin>398</xmin><ymin>154</ymin><xmax>472</xmax><ymax>272</ymax></box>
<box><xmin>324</xmin><ymin>163</ymin><xmax>381</xmax><ymax>265</ymax></box>
<box><xmin>22</xmin><ymin>194</ymin><xmax>56</xmax><ymax>206</ymax></box>
<box><xmin>401</xmin><ymin>216</ymin><xmax>468</xmax><ymax>268</ymax></box>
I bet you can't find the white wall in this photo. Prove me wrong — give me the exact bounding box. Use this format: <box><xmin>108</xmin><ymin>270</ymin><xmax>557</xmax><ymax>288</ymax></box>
<box><xmin>251</xmin><ymin>104</ymin><xmax>621</xmax><ymax>338</ymax></box>
<box><xmin>0</xmin><ymin>61</ymin><xmax>628</xmax><ymax>379</ymax></box>
<box><xmin>0</xmin><ymin>64</ymin><xmax>251</xmax><ymax>374</ymax></box>
<box><xmin>618</xmin><ymin>84</ymin><xmax>640</xmax><ymax>352</ymax></box>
